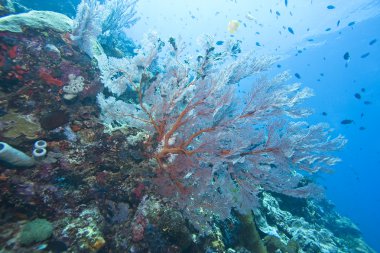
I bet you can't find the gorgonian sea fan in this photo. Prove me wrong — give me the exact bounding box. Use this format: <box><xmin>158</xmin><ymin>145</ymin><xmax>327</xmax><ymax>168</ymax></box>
<box><xmin>96</xmin><ymin>33</ymin><xmax>347</xmax><ymax>232</ymax></box>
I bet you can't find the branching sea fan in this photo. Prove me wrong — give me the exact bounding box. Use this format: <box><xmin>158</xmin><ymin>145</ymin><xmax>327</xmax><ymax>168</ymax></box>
<box><xmin>96</xmin><ymin>33</ymin><xmax>347</xmax><ymax>232</ymax></box>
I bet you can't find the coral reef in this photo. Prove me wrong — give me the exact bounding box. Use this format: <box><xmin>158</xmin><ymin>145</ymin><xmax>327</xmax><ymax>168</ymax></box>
<box><xmin>0</xmin><ymin>7</ymin><xmax>375</xmax><ymax>253</ymax></box>
<box><xmin>57</xmin><ymin>207</ymin><xmax>106</xmax><ymax>252</ymax></box>
<box><xmin>255</xmin><ymin>192</ymin><xmax>375</xmax><ymax>253</ymax></box>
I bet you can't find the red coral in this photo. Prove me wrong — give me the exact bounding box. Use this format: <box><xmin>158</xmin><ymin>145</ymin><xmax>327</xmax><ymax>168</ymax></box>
<box><xmin>38</xmin><ymin>68</ymin><xmax>63</xmax><ymax>86</ymax></box>
<box><xmin>62</xmin><ymin>32</ymin><xmax>73</xmax><ymax>45</ymax></box>
<box><xmin>132</xmin><ymin>183</ymin><xmax>145</xmax><ymax>200</ymax></box>
<box><xmin>0</xmin><ymin>44</ymin><xmax>8</xmax><ymax>67</ymax></box>
<box><xmin>8</xmin><ymin>46</ymin><xmax>18</xmax><ymax>59</ymax></box>
<box><xmin>131</xmin><ymin>214</ymin><xmax>147</xmax><ymax>242</ymax></box>
<box><xmin>14</xmin><ymin>65</ymin><xmax>27</xmax><ymax>75</ymax></box>
<box><xmin>0</xmin><ymin>55</ymin><xmax>5</xmax><ymax>67</ymax></box>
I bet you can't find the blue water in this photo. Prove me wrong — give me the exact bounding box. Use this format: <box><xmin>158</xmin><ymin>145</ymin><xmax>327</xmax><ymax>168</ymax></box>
<box><xmin>281</xmin><ymin>17</ymin><xmax>380</xmax><ymax>251</ymax></box>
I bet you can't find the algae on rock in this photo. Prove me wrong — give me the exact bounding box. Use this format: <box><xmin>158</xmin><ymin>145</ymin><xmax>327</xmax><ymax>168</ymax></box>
<box><xmin>0</xmin><ymin>112</ymin><xmax>41</xmax><ymax>139</ymax></box>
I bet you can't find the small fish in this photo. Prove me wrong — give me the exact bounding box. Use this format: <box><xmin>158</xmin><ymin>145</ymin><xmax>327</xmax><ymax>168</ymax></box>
<box><xmin>285</xmin><ymin>0</ymin><xmax>288</xmax><ymax>7</ymax></box>
<box><xmin>255</xmin><ymin>42</ymin><xmax>261</xmax><ymax>46</ymax></box>
<box><xmin>327</xmin><ymin>5</ymin><xmax>335</xmax><ymax>9</ymax></box>
<box><xmin>277</xmin><ymin>64</ymin><xmax>282</xmax><ymax>68</ymax></box>
<box><xmin>276</xmin><ymin>11</ymin><xmax>281</xmax><ymax>16</ymax></box>
<box><xmin>361</xmin><ymin>88</ymin><xmax>366</xmax><ymax>92</ymax></box>
<box><xmin>325</xmin><ymin>28</ymin><xmax>332</xmax><ymax>31</ymax></box>
<box><xmin>364</xmin><ymin>101</ymin><xmax>372</xmax><ymax>105</ymax></box>
<box><xmin>354</xmin><ymin>93</ymin><xmax>361</xmax><ymax>99</ymax></box>
<box><xmin>294</xmin><ymin>73</ymin><xmax>301</xmax><ymax>79</ymax></box>
<box><xmin>341</xmin><ymin>119</ymin><xmax>353</xmax><ymax>124</ymax></box>
<box><xmin>288</xmin><ymin>27</ymin><xmax>295</xmax><ymax>34</ymax></box>
<box><xmin>227</xmin><ymin>20</ymin><xmax>240</xmax><ymax>33</ymax></box>
<box><xmin>359</xmin><ymin>126</ymin><xmax>366</xmax><ymax>131</ymax></box>
<box><xmin>343</xmin><ymin>52</ymin><xmax>350</xmax><ymax>60</ymax></box>
<box><xmin>246</xmin><ymin>13</ymin><xmax>254</xmax><ymax>20</ymax></box>
<box><xmin>369</xmin><ymin>39</ymin><xmax>377</xmax><ymax>45</ymax></box>
<box><xmin>322</xmin><ymin>112</ymin><xmax>328</xmax><ymax>116</ymax></box>
<box><xmin>361</xmin><ymin>112</ymin><xmax>364</xmax><ymax>118</ymax></box>
<box><xmin>320</xmin><ymin>73</ymin><xmax>324</xmax><ymax>76</ymax></box>
<box><xmin>216</xmin><ymin>40</ymin><xmax>224</xmax><ymax>46</ymax></box>
<box><xmin>361</xmin><ymin>52</ymin><xmax>370</xmax><ymax>58</ymax></box>
<box><xmin>348</xmin><ymin>21</ymin><xmax>356</xmax><ymax>27</ymax></box>
<box><xmin>307</xmin><ymin>38</ymin><xmax>315</xmax><ymax>42</ymax></box>
<box><xmin>34</xmin><ymin>244</ymin><xmax>48</xmax><ymax>250</ymax></box>
<box><xmin>337</xmin><ymin>20</ymin><xmax>341</xmax><ymax>26</ymax></box>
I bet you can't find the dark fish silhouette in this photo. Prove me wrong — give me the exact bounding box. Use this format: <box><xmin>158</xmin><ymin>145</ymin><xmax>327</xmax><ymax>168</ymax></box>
<box><xmin>256</xmin><ymin>42</ymin><xmax>261</xmax><ymax>46</ymax></box>
<box><xmin>359</xmin><ymin>126</ymin><xmax>366</xmax><ymax>131</ymax></box>
<box><xmin>285</xmin><ymin>0</ymin><xmax>288</xmax><ymax>7</ymax></box>
<box><xmin>348</xmin><ymin>21</ymin><xmax>356</xmax><ymax>27</ymax></box>
<box><xmin>361</xmin><ymin>88</ymin><xmax>365</xmax><ymax>92</ymax></box>
<box><xmin>364</xmin><ymin>101</ymin><xmax>372</xmax><ymax>105</ymax></box>
<box><xmin>322</xmin><ymin>112</ymin><xmax>328</xmax><ymax>116</ymax></box>
<box><xmin>327</xmin><ymin>5</ymin><xmax>335</xmax><ymax>9</ymax></box>
<box><xmin>361</xmin><ymin>52</ymin><xmax>370</xmax><ymax>58</ymax></box>
<box><xmin>354</xmin><ymin>93</ymin><xmax>361</xmax><ymax>99</ymax></box>
<box><xmin>294</xmin><ymin>73</ymin><xmax>301</xmax><ymax>79</ymax></box>
<box><xmin>325</xmin><ymin>28</ymin><xmax>331</xmax><ymax>32</ymax></box>
<box><xmin>343</xmin><ymin>52</ymin><xmax>350</xmax><ymax>60</ymax></box>
<box><xmin>46</xmin><ymin>240</ymin><xmax>68</xmax><ymax>252</ymax></box>
<box><xmin>341</xmin><ymin>119</ymin><xmax>353</xmax><ymax>124</ymax></box>
<box><xmin>288</xmin><ymin>27</ymin><xmax>295</xmax><ymax>34</ymax></box>
<box><xmin>369</xmin><ymin>39</ymin><xmax>377</xmax><ymax>45</ymax></box>
<box><xmin>337</xmin><ymin>20</ymin><xmax>341</xmax><ymax>26</ymax></box>
<box><xmin>277</xmin><ymin>64</ymin><xmax>282</xmax><ymax>68</ymax></box>
<box><xmin>216</xmin><ymin>41</ymin><xmax>224</xmax><ymax>45</ymax></box>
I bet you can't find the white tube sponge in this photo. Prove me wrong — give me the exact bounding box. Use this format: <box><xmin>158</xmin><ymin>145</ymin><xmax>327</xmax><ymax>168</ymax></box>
<box><xmin>0</xmin><ymin>142</ymin><xmax>35</xmax><ymax>167</ymax></box>
<box><xmin>34</xmin><ymin>140</ymin><xmax>47</xmax><ymax>149</ymax></box>
<box><xmin>62</xmin><ymin>74</ymin><xmax>85</xmax><ymax>100</ymax></box>
<box><xmin>33</xmin><ymin>148</ymin><xmax>47</xmax><ymax>160</ymax></box>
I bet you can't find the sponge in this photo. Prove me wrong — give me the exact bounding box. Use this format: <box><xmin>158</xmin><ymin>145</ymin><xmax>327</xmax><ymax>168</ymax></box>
<box><xmin>19</xmin><ymin>218</ymin><xmax>53</xmax><ymax>245</ymax></box>
<box><xmin>0</xmin><ymin>142</ymin><xmax>35</xmax><ymax>167</ymax></box>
